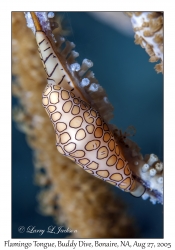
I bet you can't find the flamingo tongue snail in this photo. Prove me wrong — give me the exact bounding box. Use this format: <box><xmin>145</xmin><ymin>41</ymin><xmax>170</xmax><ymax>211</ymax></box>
<box><xmin>31</xmin><ymin>12</ymin><xmax>145</xmax><ymax>197</ymax></box>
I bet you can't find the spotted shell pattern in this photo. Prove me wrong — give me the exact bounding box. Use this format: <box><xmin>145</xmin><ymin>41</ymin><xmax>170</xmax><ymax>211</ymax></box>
<box><xmin>42</xmin><ymin>84</ymin><xmax>135</xmax><ymax>192</ymax></box>
<box><xmin>30</xmin><ymin>11</ymin><xmax>143</xmax><ymax>195</ymax></box>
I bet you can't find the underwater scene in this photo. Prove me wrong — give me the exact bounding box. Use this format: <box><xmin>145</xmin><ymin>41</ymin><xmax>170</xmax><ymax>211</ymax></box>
<box><xmin>12</xmin><ymin>12</ymin><xmax>163</xmax><ymax>238</ymax></box>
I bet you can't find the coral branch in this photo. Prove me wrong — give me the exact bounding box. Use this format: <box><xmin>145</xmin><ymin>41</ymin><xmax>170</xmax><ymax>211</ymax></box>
<box><xmin>126</xmin><ymin>12</ymin><xmax>163</xmax><ymax>73</ymax></box>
